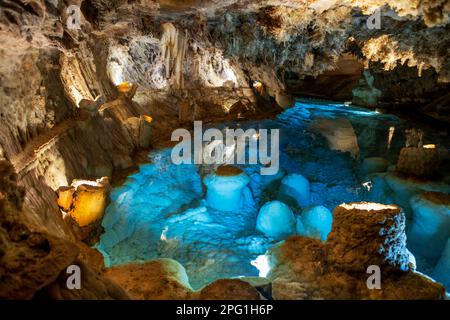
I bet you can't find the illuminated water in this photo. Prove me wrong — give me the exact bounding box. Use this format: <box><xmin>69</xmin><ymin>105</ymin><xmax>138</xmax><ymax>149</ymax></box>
<box><xmin>98</xmin><ymin>98</ymin><xmax>448</xmax><ymax>289</ymax></box>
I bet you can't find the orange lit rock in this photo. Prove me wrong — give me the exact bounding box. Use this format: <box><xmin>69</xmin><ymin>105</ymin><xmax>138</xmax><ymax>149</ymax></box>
<box><xmin>68</xmin><ymin>178</ymin><xmax>110</xmax><ymax>227</ymax></box>
<box><xmin>143</xmin><ymin>115</ymin><xmax>153</xmax><ymax>123</ymax></box>
<box><xmin>57</xmin><ymin>177</ymin><xmax>110</xmax><ymax>231</ymax></box>
<box><xmin>116</xmin><ymin>81</ymin><xmax>133</xmax><ymax>93</ymax></box>
<box><xmin>253</xmin><ymin>81</ymin><xmax>264</xmax><ymax>95</ymax></box>
<box><xmin>56</xmin><ymin>186</ymin><xmax>75</xmax><ymax>212</ymax></box>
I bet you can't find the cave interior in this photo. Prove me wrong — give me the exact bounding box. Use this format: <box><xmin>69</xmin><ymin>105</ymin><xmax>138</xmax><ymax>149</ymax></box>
<box><xmin>0</xmin><ymin>0</ymin><xmax>449</xmax><ymax>300</ymax></box>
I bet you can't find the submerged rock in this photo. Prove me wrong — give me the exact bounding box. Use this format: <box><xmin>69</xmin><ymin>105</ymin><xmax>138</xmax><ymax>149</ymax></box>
<box><xmin>379</xmin><ymin>172</ymin><xmax>450</xmax><ymax>219</ymax></box>
<box><xmin>432</xmin><ymin>237</ymin><xmax>450</xmax><ymax>291</ymax></box>
<box><xmin>204</xmin><ymin>166</ymin><xmax>251</xmax><ymax>212</ymax></box>
<box><xmin>407</xmin><ymin>192</ymin><xmax>450</xmax><ymax>263</ymax></box>
<box><xmin>297</xmin><ymin>205</ymin><xmax>333</xmax><ymax>241</ymax></box>
<box><xmin>256</xmin><ymin>201</ymin><xmax>296</xmax><ymax>240</ymax></box>
<box><xmin>278</xmin><ymin>173</ymin><xmax>310</xmax><ymax>207</ymax></box>
<box><xmin>312</xmin><ymin>118</ymin><xmax>360</xmax><ymax>159</ymax></box>
<box><xmin>359</xmin><ymin>157</ymin><xmax>389</xmax><ymax>176</ymax></box>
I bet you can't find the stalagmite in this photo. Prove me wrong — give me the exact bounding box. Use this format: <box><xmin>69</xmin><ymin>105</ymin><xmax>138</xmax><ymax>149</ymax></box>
<box><xmin>278</xmin><ymin>174</ymin><xmax>310</xmax><ymax>207</ymax></box>
<box><xmin>203</xmin><ymin>165</ymin><xmax>251</xmax><ymax>212</ymax></box>
<box><xmin>256</xmin><ymin>200</ymin><xmax>296</xmax><ymax>240</ymax></box>
<box><xmin>297</xmin><ymin>205</ymin><xmax>333</xmax><ymax>241</ymax></box>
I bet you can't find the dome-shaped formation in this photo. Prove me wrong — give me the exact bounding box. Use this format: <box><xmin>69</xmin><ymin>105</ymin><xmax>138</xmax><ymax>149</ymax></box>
<box><xmin>297</xmin><ymin>205</ymin><xmax>333</xmax><ymax>241</ymax></box>
<box><xmin>278</xmin><ymin>173</ymin><xmax>310</xmax><ymax>207</ymax></box>
<box><xmin>256</xmin><ymin>200</ymin><xmax>296</xmax><ymax>240</ymax></box>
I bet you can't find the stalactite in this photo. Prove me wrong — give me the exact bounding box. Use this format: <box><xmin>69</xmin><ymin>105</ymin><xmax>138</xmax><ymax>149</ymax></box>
<box><xmin>161</xmin><ymin>23</ymin><xmax>188</xmax><ymax>89</ymax></box>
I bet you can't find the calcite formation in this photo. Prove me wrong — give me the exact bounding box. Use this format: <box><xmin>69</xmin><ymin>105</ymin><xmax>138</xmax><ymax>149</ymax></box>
<box><xmin>278</xmin><ymin>173</ymin><xmax>311</xmax><ymax>208</ymax></box>
<box><xmin>267</xmin><ymin>202</ymin><xmax>445</xmax><ymax>300</ymax></box>
<box><xmin>0</xmin><ymin>0</ymin><xmax>449</xmax><ymax>301</ymax></box>
<box><xmin>327</xmin><ymin>203</ymin><xmax>410</xmax><ymax>272</ymax></box>
<box><xmin>67</xmin><ymin>177</ymin><xmax>111</xmax><ymax>227</ymax></box>
<box><xmin>407</xmin><ymin>192</ymin><xmax>450</xmax><ymax>263</ymax></box>
<box><xmin>105</xmin><ymin>259</ymin><xmax>261</xmax><ymax>300</ymax></box>
<box><xmin>56</xmin><ymin>177</ymin><xmax>111</xmax><ymax>244</ymax></box>
<box><xmin>256</xmin><ymin>200</ymin><xmax>296</xmax><ymax>240</ymax></box>
<box><xmin>204</xmin><ymin>165</ymin><xmax>251</xmax><ymax>212</ymax></box>
<box><xmin>297</xmin><ymin>205</ymin><xmax>333</xmax><ymax>242</ymax></box>
<box><xmin>396</xmin><ymin>146</ymin><xmax>441</xmax><ymax>178</ymax></box>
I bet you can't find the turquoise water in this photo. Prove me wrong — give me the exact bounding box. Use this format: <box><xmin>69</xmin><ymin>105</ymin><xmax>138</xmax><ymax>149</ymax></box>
<box><xmin>98</xmin><ymin>98</ymin><xmax>447</xmax><ymax>289</ymax></box>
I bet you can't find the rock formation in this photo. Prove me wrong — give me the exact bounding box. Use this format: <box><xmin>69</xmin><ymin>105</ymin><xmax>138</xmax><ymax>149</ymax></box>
<box><xmin>267</xmin><ymin>202</ymin><xmax>445</xmax><ymax>300</ymax></box>
<box><xmin>0</xmin><ymin>0</ymin><xmax>449</xmax><ymax>300</ymax></box>
<box><xmin>0</xmin><ymin>158</ymin><xmax>128</xmax><ymax>299</ymax></box>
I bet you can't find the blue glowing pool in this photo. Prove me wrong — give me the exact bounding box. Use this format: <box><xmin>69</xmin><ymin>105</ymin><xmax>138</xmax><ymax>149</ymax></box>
<box><xmin>97</xmin><ymin>98</ymin><xmax>450</xmax><ymax>289</ymax></box>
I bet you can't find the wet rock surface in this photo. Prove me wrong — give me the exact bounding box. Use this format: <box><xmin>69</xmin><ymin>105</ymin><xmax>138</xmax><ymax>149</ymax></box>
<box><xmin>0</xmin><ymin>0</ymin><xmax>449</xmax><ymax>300</ymax></box>
<box><xmin>267</xmin><ymin>202</ymin><xmax>445</xmax><ymax>300</ymax></box>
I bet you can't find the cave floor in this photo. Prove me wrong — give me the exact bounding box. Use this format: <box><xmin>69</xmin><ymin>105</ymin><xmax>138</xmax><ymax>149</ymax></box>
<box><xmin>98</xmin><ymin>98</ymin><xmax>449</xmax><ymax>289</ymax></box>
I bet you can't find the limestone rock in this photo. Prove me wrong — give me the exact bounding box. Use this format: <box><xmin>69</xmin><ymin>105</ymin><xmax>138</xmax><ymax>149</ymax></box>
<box><xmin>278</xmin><ymin>173</ymin><xmax>310</xmax><ymax>207</ymax></box>
<box><xmin>105</xmin><ymin>259</ymin><xmax>194</xmax><ymax>300</ymax></box>
<box><xmin>0</xmin><ymin>221</ymin><xmax>80</xmax><ymax>300</ymax></box>
<box><xmin>360</xmin><ymin>157</ymin><xmax>389</xmax><ymax>176</ymax></box>
<box><xmin>198</xmin><ymin>279</ymin><xmax>261</xmax><ymax>300</ymax></box>
<box><xmin>204</xmin><ymin>166</ymin><xmax>251</xmax><ymax>212</ymax></box>
<box><xmin>432</xmin><ymin>237</ymin><xmax>450</xmax><ymax>291</ymax></box>
<box><xmin>266</xmin><ymin>202</ymin><xmax>445</xmax><ymax>299</ymax></box>
<box><xmin>268</xmin><ymin>235</ymin><xmax>444</xmax><ymax>300</ymax></box>
<box><xmin>56</xmin><ymin>186</ymin><xmax>75</xmax><ymax>212</ymax></box>
<box><xmin>297</xmin><ymin>205</ymin><xmax>333</xmax><ymax>241</ymax></box>
<box><xmin>256</xmin><ymin>201</ymin><xmax>296</xmax><ymax>240</ymax></box>
<box><xmin>0</xmin><ymin>159</ymin><xmax>80</xmax><ymax>299</ymax></box>
<box><xmin>396</xmin><ymin>147</ymin><xmax>441</xmax><ymax>178</ymax></box>
<box><xmin>38</xmin><ymin>259</ymin><xmax>130</xmax><ymax>300</ymax></box>
<box><xmin>327</xmin><ymin>202</ymin><xmax>410</xmax><ymax>273</ymax></box>
<box><xmin>407</xmin><ymin>192</ymin><xmax>450</xmax><ymax>262</ymax></box>
<box><xmin>312</xmin><ymin>118</ymin><xmax>359</xmax><ymax>159</ymax></box>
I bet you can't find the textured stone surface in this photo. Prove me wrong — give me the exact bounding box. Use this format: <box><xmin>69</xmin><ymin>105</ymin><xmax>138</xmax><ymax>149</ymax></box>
<box><xmin>38</xmin><ymin>260</ymin><xmax>130</xmax><ymax>300</ymax></box>
<box><xmin>0</xmin><ymin>158</ymin><xmax>128</xmax><ymax>300</ymax></box>
<box><xmin>327</xmin><ymin>202</ymin><xmax>410</xmax><ymax>273</ymax></box>
<box><xmin>198</xmin><ymin>279</ymin><xmax>261</xmax><ymax>300</ymax></box>
<box><xmin>105</xmin><ymin>259</ymin><xmax>194</xmax><ymax>300</ymax></box>
<box><xmin>396</xmin><ymin>147</ymin><xmax>441</xmax><ymax>178</ymax></box>
<box><xmin>0</xmin><ymin>159</ymin><xmax>77</xmax><ymax>299</ymax></box>
<box><xmin>267</xmin><ymin>202</ymin><xmax>445</xmax><ymax>300</ymax></box>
